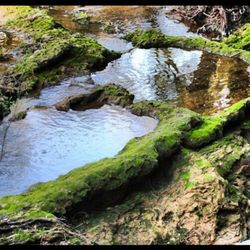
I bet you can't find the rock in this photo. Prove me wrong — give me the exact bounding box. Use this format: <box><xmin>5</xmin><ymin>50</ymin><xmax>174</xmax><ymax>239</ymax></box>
<box><xmin>8</xmin><ymin>110</ymin><xmax>27</xmax><ymax>122</ymax></box>
<box><xmin>0</xmin><ymin>31</ymin><xmax>8</xmax><ymax>46</ymax></box>
<box><xmin>32</xmin><ymin>105</ymin><xmax>49</xmax><ymax>110</ymax></box>
<box><xmin>55</xmin><ymin>98</ymin><xmax>71</xmax><ymax>112</ymax></box>
<box><xmin>55</xmin><ymin>84</ymin><xmax>134</xmax><ymax>112</ymax></box>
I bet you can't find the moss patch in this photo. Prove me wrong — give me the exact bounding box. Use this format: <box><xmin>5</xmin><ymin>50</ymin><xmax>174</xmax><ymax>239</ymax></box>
<box><xmin>185</xmin><ymin>97</ymin><xmax>250</xmax><ymax>148</ymax></box>
<box><xmin>124</xmin><ymin>29</ymin><xmax>250</xmax><ymax>63</ymax></box>
<box><xmin>223</xmin><ymin>23</ymin><xmax>250</xmax><ymax>51</ymax></box>
<box><xmin>55</xmin><ymin>83</ymin><xmax>134</xmax><ymax>112</ymax></box>
<box><xmin>0</xmin><ymin>6</ymin><xmax>120</xmax><ymax>118</ymax></box>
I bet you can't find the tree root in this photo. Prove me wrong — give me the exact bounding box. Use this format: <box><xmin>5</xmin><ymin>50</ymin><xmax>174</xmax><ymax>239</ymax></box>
<box><xmin>168</xmin><ymin>6</ymin><xmax>250</xmax><ymax>38</ymax></box>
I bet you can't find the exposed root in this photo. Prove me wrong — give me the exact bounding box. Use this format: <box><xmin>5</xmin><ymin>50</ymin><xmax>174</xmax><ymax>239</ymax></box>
<box><xmin>168</xmin><ymin>6</ymin><xmax>250</xmax><ymax>38</ymax></box>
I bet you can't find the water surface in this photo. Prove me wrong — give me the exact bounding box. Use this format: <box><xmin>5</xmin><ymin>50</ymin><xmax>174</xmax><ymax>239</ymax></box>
<box><xmin>92</xmin><ymin>47</ymin><xmax>250</xmax><ymax>115</ymax></box>
<box><xmin>0</xmin><ymin>104</ymin><xmax>157</xmax><ymax>196</ymax></box>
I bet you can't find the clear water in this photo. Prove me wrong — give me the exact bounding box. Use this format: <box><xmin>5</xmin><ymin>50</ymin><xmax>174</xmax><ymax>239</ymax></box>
<box><xmin>92</xmin><ymin>47</ymin><xmax>250</xmax><ymax>115</ymax></box>
<box><xmin>0</xmin><ymin>104</ymin><xmax>157</xmax><ymax>196</ymax></box>
<box><xmin>1</xmin><ymin>5</ymin><xmax>250</xmax><ymax>198</ymax></box>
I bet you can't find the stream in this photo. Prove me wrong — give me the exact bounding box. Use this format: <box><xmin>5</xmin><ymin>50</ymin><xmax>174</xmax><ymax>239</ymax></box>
<box><xmin>0</xmin><ymin>6</ymin><xmax>250</xmax><ymax>197</ymax></box>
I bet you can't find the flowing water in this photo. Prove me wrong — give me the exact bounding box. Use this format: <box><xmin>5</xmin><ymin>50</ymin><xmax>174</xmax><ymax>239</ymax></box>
<box><xmin>0</xmin><ymin>6</ymin><xmax>250</xmax><ymax>197</ymax></box>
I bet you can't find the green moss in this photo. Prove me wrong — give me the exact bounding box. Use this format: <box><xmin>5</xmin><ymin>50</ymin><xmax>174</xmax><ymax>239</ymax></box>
<box><xmin>185</xmin><ymin>116</ymin><xmax>223</xmax><ymax>148</ymax></box>
<box><xmin>0</xmin><ymin>100</ymin><xmax>201</xmax><ymax>218</ymax></box>
<box><xmin>223</xmin><ymin>23</ymin><xmax>250</xmax><ymax>50</ymax></box>
<box><xmin>185</xmin><ymin>97</ymin><xmax>250</xmax><ymax>148</ymax></box>
<box><xmin>124</xmin><ymin>29</ymin><xmax>250</xmax><ymax>63</ymax></box>
<box><xmin>14</xmin><ymin>40</ymin><xmax>70</xmax><ymax>76</ymax></box>
<box><xmin>72</xmin><ymin>11</ymin><xmax>90</xmax><ymax>24</ymax></box>
<box><xmin>6</xmin><ymin>6</ymin><xmax>56</xmax><ymax>42</ymax></box>
<box><xmin>13</xmin><ymin>229</ymin><xmax>34</xmax><ymax>243</ymax></box>
<box><xmin>199</xmin><ymin>134</ymin><xmax>249</xmax><ymax>178</ymax></box>
<box><xmin>180</xmin><ymin>171</ymin><xmax>192</xmax><ymax>189</ymax></box>
<box><xmin>204</xmin><ymin>173</ymin><xmax>215</xmax><ymax>182</ymax></box>
<box><xmin>194</xmin><ymin>158</ymin><xmax>211</xmax><ymax>169</ymax></box>
<box><xmin>225</xmin><ymin>183</ymin><xmax>245</xmax><ymax>204</ymax></box>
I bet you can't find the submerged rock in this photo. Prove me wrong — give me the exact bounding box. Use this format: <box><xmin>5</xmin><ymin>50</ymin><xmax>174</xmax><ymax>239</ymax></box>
<box><xmin>8</xmin><ymin>110</ymin><xmax>27</xmax><ymax>122</ymax></box>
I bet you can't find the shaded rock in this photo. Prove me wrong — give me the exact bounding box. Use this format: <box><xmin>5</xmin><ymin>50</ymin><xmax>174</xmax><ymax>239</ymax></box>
<box><xmin>55</xmin><ymin>84</ymin><xmax>134</xmax><ymax>112</ymax></box>
<box><xmin>0</xmin><ymin>31</ymin><xmax>8</xmax><ymax>46</ymax></box>
<box><xmin>0</xmin><ymin>97</ymin><xmax>250</xmax><ymax>244</ymax></box>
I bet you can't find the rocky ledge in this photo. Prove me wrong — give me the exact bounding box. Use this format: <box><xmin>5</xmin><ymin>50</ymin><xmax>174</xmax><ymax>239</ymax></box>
<box><xmin>0</xmin><ymin>6</ymin><xmax>120</xmax><ymax>120</ymax></box>
<box><xmin>0</xmin><ymin>93</ymin><xmax>249</xmax><ymax>245</ymax></box>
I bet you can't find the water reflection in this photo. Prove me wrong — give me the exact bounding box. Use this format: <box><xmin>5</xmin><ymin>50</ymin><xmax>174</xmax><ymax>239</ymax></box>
<box><xmin>177</xmin><ymin>52</ymin><xmax>250</xmax><ymax>114</ymax></box>
<box><xmin>92</xmin><ymin>47</ymin><xmax>250</xmax><ymax>115</ymax></box>
<box><xmin>91</xmin><ymin>48</ymin><xmax>202</xmax><ymax>101</ymax></box>
<box><xmin>4</xmin><ymin>75</ymin><xmax>95</xmax><ymax>120</ymax></box>
<box><xmin>0</xmin><ymin>105</ymin><xmax>157</xmax><ymax>196</ymax></box>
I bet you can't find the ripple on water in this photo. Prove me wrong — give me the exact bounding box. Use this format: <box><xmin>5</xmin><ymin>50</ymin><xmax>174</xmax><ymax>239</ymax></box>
<box><xmin>155</xmin><ymin>8</ymin><xmax>198</xmax><ymax>37</ymax></box>
<box><xmin>92</xmin><ymin>47</ymin><xmax>250</xmax><ymax>115</ymax></box>
<box><xmin>0</xmin><ymin>105</ymin><xmax>157</xmax><ymax>196</ymax></box>
<box><xmin>92</xmin><ymin>47</ymin><xmax>202</xmax><ymax>101</ymax></box>
<box><xmin>5</xmin><ymin>75</ymin><xmax>95</xmax><ymax>121</ymax></box>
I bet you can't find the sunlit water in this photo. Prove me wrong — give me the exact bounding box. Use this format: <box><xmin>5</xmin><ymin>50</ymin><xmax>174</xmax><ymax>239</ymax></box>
<box><xmin>47</xmin><ymin>6</ymin><xmax>197</xmax><ymax>53</ymax></box>
<box><xmin>47</xmin><ymin>4</ymin><xmax>249</xmax><ymax>115</ymax></box>
<box><xmin>1</xmin><ymin>5</ymin><xmax>250</xmax><ymax>198</ymax></box>
<box><xmin>0</xmin><ymin>104</ymin><xmax>157</xmax><ymax>196</ymax></box>
<box><xmin>154</xmin><ymin>8</ymin><xmax>198</xmax><ymax>37</ymax></box>
<box><xmin>92</xmin><ymin>47</ymin><xmax>250</xmax><ymax>115</ymax></box>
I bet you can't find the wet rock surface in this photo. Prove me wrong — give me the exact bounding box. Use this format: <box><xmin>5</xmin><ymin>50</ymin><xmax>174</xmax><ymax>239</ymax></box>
<box><xmin>55</xmin><ymin>84</ymin><xmax>134</xmax><ymax>112</ymax></box>
<box><xmin>0</xmin><ymin>31</ymin><xmax>8</xmax><ymax>46</ymax></box>
<box><xmin>0</xmin><ymin>97</ymin><xmax>249</xmax><ymax>245</ymax></box>
<box><xmin>0</xmin><ymin>6</ymin><xmax>249</xmax><ymax>245</ymax></box>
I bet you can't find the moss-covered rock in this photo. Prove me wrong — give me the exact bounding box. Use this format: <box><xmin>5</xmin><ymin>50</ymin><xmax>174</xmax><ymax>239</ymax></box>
<box><xmin>223</xmin><ymin>23</ymin><xmax>250</xmax><ymax>51</ymax></box>
<box><xmin>72</xmin><ymin>134</ymin><xmax>249</xmax><ymax>245</ymax></box>
<box><xmin>124</xmin><ymin>29</ymin><xmax>250</xmax><ymax>63</ymax></box>
<box><xmin>0</xmin><ymin>6</ymin><xmax>120</xmax><ymax>119</ymax></box>
<box><xmin>55</xmin><ymin>84</ymin><xmax>134</xmax><ymax>112</ymax></box>
<box><xmin>185</xmin><ymin>97</ymin><xmax>250</xmax><ymax>148</ymax></box>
